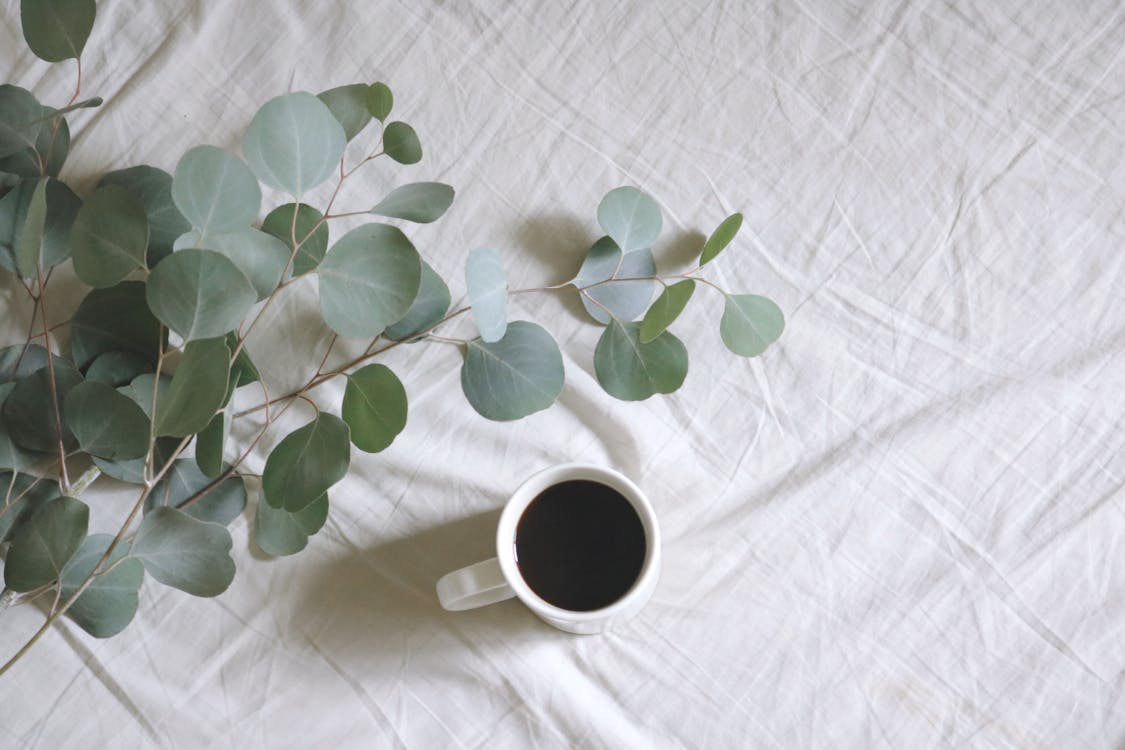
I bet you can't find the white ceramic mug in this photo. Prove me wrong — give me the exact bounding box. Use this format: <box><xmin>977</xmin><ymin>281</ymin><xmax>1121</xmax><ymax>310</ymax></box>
<box><xmin>436</xmin><ymin>463</ymin><xmax>661</xmax><ymax>634</ymax></box>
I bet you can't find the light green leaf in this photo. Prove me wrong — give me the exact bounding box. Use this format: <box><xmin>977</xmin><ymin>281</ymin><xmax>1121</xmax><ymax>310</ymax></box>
<box><xmin>84</xmin><ymin>351</ymin><xmax>153</xmax><ymax>387</ymax></box>
<box><xmin>70</xmin><ymin>281</ymin><xmax>162</xmax><ymax>368</ymax></box>
<box><xmin>262</xmin><ymin>413</ymin><xmax>350</xmax><ymax>512</ymax></box>
<box><xmin>254</xmin><ymin>492</ymin><xmax>328</xmax><ymax>557</ymax></box>
<box><xmin>171</xmin><ymin>145</ymin><xmax>260</xmax><ymax>237</ymax></box>
<box><xmin>461</xmin><ymin>321</ymin><xmax>564</xmax><ymax>421</ymax></box>
<box><xmin>699</xmin><ymin>212</ymin><xmax>743</xmax><ymax>266</ymax></box>
<box><xmin>4</xmin><ymin>495</ymin><xmax>88</xmax><ymax>592</ymax></box>
<box><xmin>130</xmin><ymin>507</ymin><xmax>235</xmax><ymax>597</ymax></box>
<box><xmin>145</xmin><ymin>459</ymin><xmax>245</xmax><ymax>526</ymax></box>
<box><xmin>0</xmin><ymin>86</ymin><xmax>44</xmax><ymax>159</ymax></box>
<box><xmin>343</xmin><ymin>364</ymin><xmax>407</xmax><ymax>453</ymax></box>
<box><xmin>154</xmin><ymin>337</ymin><xmax>230</xmax><ymax>437</ymax></box>
<box><xmin>261</xmin><ymin>202</ymin><xmax>327</xmax><ymax>276</ymax></box>
<box><xmin>597</xmin><ymin>186</ymin><xmax>662</xmax><ymax>254</ymax></box>
<box><xmin>1</xmin><ymin>359</ymin><xmax>82</xmax><ymax>452</ymax></box>
<box><xmin>639</xmin><ymin>280</ymin><xmax>695</xmax><ymax>343</ymax></box>
<box><xmin>366</xmin><ymin>82</ymin><xmax>393</xmax><ymax>121</ymax></box>
<box><xmin>71</xmin><ymin>184</ymin><xmax>149</xmax><ymax>288</ymax></box>
<box><xmin>198</xmin><ymin>228</ymin><xmax>289</xmax><ymax>300</ymax></box>
<box><xmin>384</xmin><ymin>261</ymin><xmax>451</xmax><ymax>341</ymax></box>
<box><xmin>370</xmin><ymin>182</ymin><xmax>454</xmax><ymax>224</ymax></box>
<box><xmin>594</xmin><ymin>319</ymin><xmax>688</xmax><ymax>401</ymax></box>
<box><xmin>99</xmin><ymin>165</ymin><xmax>191</xmax><ymax>266</ymax></box>
<box><xmin>466</xmin><ymin>247</ymin><xmax>507</xmax><ymax>343</ymax></box>
<box><xmin>20</xmin><ymin>0</ymin><xmax>95</xmax><ymax>62</ymax></box>
<box><xmin>0</xmin><ymin>473</ymin><xmax>57</xmax><ymax>541</ymax></box>
<box><xmin>15</xmin><ymin>178</ymin><xmax>47</xmax><ymax>277</ymax></box>
<box><xmin>243</xmin><ymin>92</ymin><xmax>346</xmax><ymax>196</ymax></box>
<box><xmin>64</xmin><ymin>381</ymin><xmax>150</xmax><ymax>460</ymax></box>
<box><xmin>382</xmin><ymin>121</ymin><xmax>421</xmax><ymax>165</ymax></box>
<box><xmin>317</xmin><ymin>223</ymin><xmax>421</xmax><ymax>339</ymax></box>
<box><xmin>317</xmin><ymin>84</ymin><xmax>372</xmax><ymax>142</ymax></box>
<box><xmin>146</xmin><ymin>248</ymin><xmax>257</xmax><ymax>341</ymax></box>
<box><xmin>59</xmin><ymin>534</ymin><xmax>144</xmax><ymax>638</ymax></box>
<box><xmin>720</xmin><ymin>294</ymin><xmax>785</xmax><ymax>357</ymax></box>
<box><xmin>194</xmin><ymin>405</ymin><xmax>230</xmax><ymax>478</ymax></box>
<box><xmin>575</xmin><ymin>239</ymin><xmax>656</xmax><ymax>325</ymax></box>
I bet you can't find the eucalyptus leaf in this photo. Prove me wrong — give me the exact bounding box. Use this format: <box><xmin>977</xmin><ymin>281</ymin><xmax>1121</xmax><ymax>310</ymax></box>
<box><xmin>198</xmin><ymin>228</ymin><xmax>289</xmax><ymax>300</ymax></box>
<box><xmin>194</xmin><ymin>406</ymin><xmax>230</xmax><ymax>478</ymax></box>
<box><xmin>99</xmin><ymin>165</ymin><xmax>191</xmax><ymax>266</ymax></box>
<box><xmin>85</xmin><ymin>351</ymin><xmax>153</xmax><ymax>387</ymax></box>
<box><xmin>466</xmin><ymin>247</ymin><xmax>507</xmax><ymax>343</ymax></box>
<box><xmin>382</xmin><ymin>121</ymin><xmax>421</xmax><ymax>165</ymax></box>
<box><xmin>243</xmin><ymin>92</ymin><xmax>346</xmax><ymax>196</ymax></box>
<box><xmin>0</xmin><ymin>85</ymin><xmax>44</xmax><ymax>159</ymax></box>
<box><xmin>384</xmin><ymin>261</ymin><xmax>450</xmax><ymax>341</ymax></box>
<box><xmin>171</xmin><ymin>145</ymin><xmax>260</xmax><ymax>237</ymax></box>
<box><xmin>130</xmin><ymin>507</ymin><xmax>235</xmax><ymax>597</ymax></box>
<box><xmin>19</xmin><ymin>0</ymin><xmax>95</xmax><ymax>62</ymax></box>
<box><xmin>254</xmin><ymin>492</ymin><xmax>328</xmax><ymax>557</ymax></box>
<box><xmin>699</xmin><ymin>213</ymin><xmax>743</xmax><ymax>266</ymax></box>
<box><xmin>4</xmin><ymin>495</ymin><xmax>88</xmax><ymax>592</ymax></box>
<box><xmin>317</xmin><ymin>223</ymin><xmax>421</xmax><ymax>339</ymax></box>
<box><xmin>146</xmin><ymin>248</ymin><xmax>257</xmax><ymax>341</ymax></box>
<box><xmin>0</xmin><ymin>473</ymin><xmax>57</xmax><ymax>541</ymax></box>
<box><xmin>597</xmin><ymin>186</ymin><xmax>662</xmax><ymax>254</ymax></box>
<box><xmin>70</xmin><ymin>281</ymin><xmax>162</xmax><ymax>368</ymax></box>
<box><xmin>594</xmin><ymin>319</ymin><xmax>688</xmax><ymax>401</ymax></box>
<box><xmin>93</xmin><ymin>436</ymin><xmax>177</xmax><ymax>485</ymax></box>
<box><xmin>719</xmin><ymin>294</ymin><xmax>785</xmax><ymax>357</ymax></box>
<box><xmin>366</xmin><ymin>82</ymin><xmax>393</xmax><ymax>121</ymax></box>
<box><xmin>154</xmin><ymin>337</ymin><xmax>230</xmax><ymax>437</ymax></box>
<box><xmin>262</xmin><ymin>413</ymin><xmax>350</xmax><ymax>512</ymax></box>
<box><xmin>2</xmin><ymin>359</ymin><xmax>82</xmax><ymax>452</ymax></box>
<box><xmin>461</xmin><ymin>321</ymin><xmax>564</xmax><ymax>421</ymax></box>
<box><xmin>0</xmin><ymin>343</ymin><xmax>63</xmax><ymax>383</ymax></box>
<box><xmin>64</xmin><ymin>381</ymin><xmax>150</xmax><ymax>460</ymax></box>
<box><xmin>0</xmin><ymin>117</ymin><xmax>68</xmax><ymax>178</ymax></box>
<box><xmin>15</xmin><ymin>178</ymin><xmax>47</xmax><ymax>277</ymax></box>
<box><xmin>59</xmin><ymin>534</ymin><xmax>144</xmax><ymax>638</ymax></box>
<box><xmin>639</xmin><ymin>280</ymin><xmax>695</xmax><ymax>343</ymax></box>
<box><xmin>342</xmin><ymin>364</ymin><xmax>407</xmax><ymax>453</ymax></box>
<box><xmin>370</xmin><ymin>182</ymin><xmax>454</xmax><ymax>224</ymax></box>
<box><xmin>226</xmin><ymin>332</ymin><xmax>259</xmax><ymax>387</ymax></box>
<box><xmin>145</xmin><ymin>459</ymin><xmax>246</xmax><ymax>526</ymax></box>
<box><xmin>0</xmin><ymin>177</ymin><xmax>81</xmax><ymax>273</ymax></box>
<box><xmin>261</xmin><ymin>202</ymin><xmax>328</xmax><ymax>276</ymax></box>
<box><xmin>71</xmin><ymin>184</ymin><xmax>149</xmax><ymax>288</ymax></box>
<box><xmin>0</xmin><ymin>383</ymin><xmax>37</xmax><ymax>471</ymax></box>
<box><xmin>574</xmin><ymin>237</ymin><xmax>656</xmax><ymax>325</ymax></box>
<box><xmin>318</xmin><ymin>84</ymin><xmax>372</xmax><ymax>142</ymax></box>
<box><xmin>117</xmin><ymin>372</ymin><xmax>170</xmax><ymax>420</ymax></box>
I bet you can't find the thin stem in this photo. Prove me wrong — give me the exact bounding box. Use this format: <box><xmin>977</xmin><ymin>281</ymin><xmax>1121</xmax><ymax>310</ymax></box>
<box><xmin>426</xmin><ymin>333</ymin><xmax>467</xmax><ymax>345</ymax></box>
<box><xmin>143</xmin><ymin>329</ymin><xmax>166</xmax><ymax>484</ymax></box>
<box><xmin>35</xmin><ymin>268</ymin><xmax>69</xmax><ymax>493</ymax></box>
<box><xmin>314</xmin><ymin>334</ymin><xmax>338</xmax><ymax>377</ymax></box>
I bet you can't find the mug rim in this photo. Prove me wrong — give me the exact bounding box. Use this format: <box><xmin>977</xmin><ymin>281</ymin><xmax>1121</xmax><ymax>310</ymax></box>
<box><xmin>495</xmin><ymin>462</ymin><xmax>661</xmax><ymax>623</ymax></box>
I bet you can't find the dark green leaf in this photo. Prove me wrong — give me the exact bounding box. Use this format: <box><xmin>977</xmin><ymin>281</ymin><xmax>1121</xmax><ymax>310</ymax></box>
<box><xmin>194</xmin><ymin>406</ymin><xmax>230</xmax><ymax>478</ymax></box>
<box><xmin>4</xmin><ymin>495</ymin><xmax>88</xmax><ymax>592</ymax></box>
<box><xmin>99</xmin><ymin>165</ymin><xmax>191</xmax><ymax>266</ymax></box>
<box><xmin>639</xmin><ymin>280</ymin><xmax>695</xmax><ymax>343</ymax></box>
<box><xmin>93</xmin><ymin>436</ymin><xmax>176</xmax><ymax>485</ymax></box>
<box><xmin>1</xmin><ymin>359</ymin><xmax>82</xmax><ymax>452</ymax></box>
<box><xmin>145</xmin><ymin>459</ymin><xmax>246</xmax><ymax>526</ymax></box>
<box><xmin>719</xmin><ymin>294</ymin><xmax>785</xmax><ymax>357</ymax></box>
<box><xmin>71</xmin><ymin>184</ymin><xmax>149</xmax><ymax>287</ymax></box>
<box><xmin>154</xmin><ymin>337</ymin><xmax>230</xmax><ymax>437</ymax></box>
<box><xmin>366</xmin><ymin>82</ymin><xmax>393</xmax><ymax>121</ymax></box>
<box><xmin>15</xmin><ymin>178</ymin><xmax>47</xmax><ymax>277</ymax></box>
<box><xmin>0</xmin><ymin>473</ymin><xmax>57</xmax><ymax>541</ymax></box>
<box><xmin>384</xmin><ymin>261</ymin><xmax>451</xmax><ymax>341</ymax></box>
<box><xmin>20</xmin><ymin>0</ymin><xmax>95</xmax><ymax>62</ymax></box>
<box><xmin>262</xmin><ymin>413</ymin><xmax>350</xmax><ymax>512</ymax></box>
<box><xmin>64</xmin><ymin>381</ymin><xmax>150</xmax><ymax>460</ymax></box>
<box><xmin>261</xmin><ymin>202</ymin><xmax>327</xmax><ymax>276</ymax></box>
<box><xmin>243</xmin><ymin>92</ymin><xmax>346</xmax><ymax>196</ymax></box>
<box><xmin>593</xmin><ymin>320</ymin><xmax>687</xmax><ymax>401</ymax></box>
<box><xmin>0</xmin><ymin>343</ymin><xmax>64</xmax><ymax>384</ymax></box>
<box><xmin>0</xmin><ymin>177</ymin><xmax>81</xmax><ymax>273</ymax></box>
<box><xmin>0</xmin><ymin>383</ymin><xmax>37</xmax><ymax>470</ymax></box>
<box><xmin>0</xmin><ymin>85</ymin><xmax>44</xmax><ymax>159</ymax></box>
<box><xmin>84</xmin><ymin>351</ymin><xmax>153</xmax><ymax>387</ymax></box>
<box><xmin>130</xmin><ymin>507</ymin><xmax>235</xmax><ymax>597</ymax></box>
<box><xmin>382</xmin><ymin>121</ymin><xmax>421</xmax><ymax>165</ymax></box>
<box><xmin>254</xmin><ymin>492</ymin><xmax>328</xmax><ymax>557</ymax></box>
<box><xmin>597</xmin><ymin>186</ymin><xmax>662</xmax><ymax>253</ymax></box>
<box><xmin>461</xmin><ymin>321</ymin><xmax>564</xmax><ymax>421</ymax></box>
<box><xmin>318</xmin><ymin>84</ymin><xmax>372</xmax><ymax>142</ymax></box>
<box><xmin>70</xmin><ymin>281</ymin><xmax>162</xmax><ymax>368</ymax></box>
<box><xmin>699</xmin><ymin>213</ymin><xmax>743</xmax><ymax>266</ymax></box>
<box><xmin>369</xmin><ymin>182</ymin><xmax>454</xmax><ymax>224</ymax></box>
<box><xmin>59</xmin><ymin>534</ymin><xmax>144</xmax><ymax>638</ymax></box>
<box><xmin>0</xmin><ymin>116</ymin><xmax>69</xmax><ymax>178</ymax></box>
<box><xmin>342</xmin><ymin>364</ymin><xmax>407</xmax><ymax>453</ymax></box>
<box><xmin>116</xmin><ymin>372</ymin><xmax>170</xmax><ymax>420</ymax></box>
<box><xmin>171</xmin><ymin>145</ymin><xmax>260</xmax><ymax>238</ymax></box>
<box><xmin>146</xmin><ymin>248</ymin><xmax>256</xmax><ymax>341</ymax></box>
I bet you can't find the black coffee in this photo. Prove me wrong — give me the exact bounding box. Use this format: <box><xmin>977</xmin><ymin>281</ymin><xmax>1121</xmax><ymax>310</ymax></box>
<box><xmin>514</xmin><ymin>479</ymin><xmax>646</xmax><ymax>612</ymax></box>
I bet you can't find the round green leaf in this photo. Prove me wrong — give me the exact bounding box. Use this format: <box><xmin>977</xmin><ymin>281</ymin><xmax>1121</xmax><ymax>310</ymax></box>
<box><xmin>577</xmin><ymin>243</ymin><xmax>656</xmax><ymax>325</ymax></box>
<box><xmin>466</xmin><ymin>246</ymin><xmax>507</xmax><ymax>343</ymax></box>
<box><xmin>0</xmin><ymin>85</ymin><xmax>44</xmax><ymax>158</ymax></box>
<box><xmin>197</xmin><ymin>228</ymin><xmax>290</xmax><ymax>300</ymax></box>
<box><xmin>720</xmin><ymin>294</ymin><xmax>785</xmax><ymax>357</ymax></box>
<box><xmin>171</xmin><ymin>145</ymin><xmax>260</xmax><ymax>237</ymax></box>
<box><xmin>154</xmin><ymin>337</ymin><xmax>230</xmax><ymax>437</ymax></box>
<box><xmin>594</xmin><ymin>320</ymin><xmax>688</xmax><ymax>401</ymax></box>
<box><xmin>71</xmin><ymin>184</ymin><xmax>149</xmax><ymax>288</ymax></box>
<box><xmin>366</xmin><ymin>82</ymin><xmax>393</xmax><ymax>121</ymax></box>
<box><xmin>255</xmin><ymin>492</ymin><xmax>328</xmax><ymax>557</ymax></box>
<box><xmin>99</xmin><ymin>165</ymin><xmax>191</xmax><ymax>266</ymax></box>
<box><xmin>70</xmin><ymin>281</ymin><xmax>162</xmax><ymax>368</ymax></box>
<box><xmin>369</xmin><ymin>182</ymin><xmax>454</xmax><ymax>224</ymax></box>
<box><xmin>382</xmin><ymin>121</ymin><xmax>422</xmax><ymax>165</ymax></box>
<box><xmin>130</xmin><ymin>507</ymin><xmax>235</xmax><ymax>597</ymax></box>
<box><xmin>4</xmin><ymin>495</ymin><xmax>88</xmax><ymax>592</ymax></box>
<box><xmin>20</xmin><ymin>0</ymin><xmax>95</xmax><ymax>62</ymax></box>
<box><xmin>342</xmin><ymin>364</ymin><xmax>407</xmax><ymax>453</ymax></box>
<box><xmin>317</xmin><ymin>84</ymin><xmax>372</xmax><ymax>142</ymax></box>
<box><xmin>146</xmin><ymin>248</ymin><xmax>257</xmax><ymax>341</ymax></box>
<box><xmin>145</xmin><ymin>459</ymin><xmax>246</xmax><ymax>526</ymax></box>
<box><xmin>261</xmin><ymin>202</ymin><xmax>328</xmax><ymax>276</ymax></box>
<box><xmin>59</xmin><ymin>533</ymin><xmax>144</xmax><ymax>638</ymax></box>
<box><xmin>15</xmin><ymin>177</ymin><xmax>47</xmax><ymax>277</ymax></box>
<box><xmin>699</xmin><ymin>213</ymin><xmax>743</xmax><ymax>266</ymax></box>
<box><xmin>262</xmin><ymin>413</ymin><xmax>350</xmax><ymax>512</ymax></box>
<box><xmin>317</xmin><ymin>223</ymin><xmax>422</xmax><ymax>339</ymax></box>
<box><xmin>85</xmin><ymin>351</ymin><xmax>153</xmax><ymax>387</ymax></box>
<box><xmin>243</xmin><ymin>92</ymin><xmax>346</xmax><ymax>196</ymax></box>
<box><xmin>64</xmin><ymin>381</ymin><xmax>150</xmax><ymax>460</ymax></box>
<box><xmin>1</xmin><ymin>359</ymin><xmax>82</xmax><ymax>452</ymax></box>
<box><xmin>0</xmin><ymin>473</ymin><xmax>57</xmax><ymax>541</ymax></box>
<box><xmin>461</xmin><ymin>321</ymin><xmax>564</xmax><ymax>421</ymax></box>
<box><xmin>639</xmin><ymin>280</ymin><xmax>695</xmax><ymax>343</ymax></box>
<box><xmin>384</xmin><ymin>260</ymin><xmax>451</xmax><ymax>341</ymax></box>
<box><xmin>597</xmin><ymin>186</ymin><xmax>662</xmax><ymax>254</ymax></box>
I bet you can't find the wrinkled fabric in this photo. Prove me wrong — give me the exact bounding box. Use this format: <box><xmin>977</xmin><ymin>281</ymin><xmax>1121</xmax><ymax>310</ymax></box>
<box><xmin>2</xmin><ymin>1</ymin><xmax>1124</xmax><ymax>747</ymax></box>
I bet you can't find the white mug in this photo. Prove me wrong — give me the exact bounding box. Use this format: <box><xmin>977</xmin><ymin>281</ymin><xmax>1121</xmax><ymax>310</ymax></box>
<box><xmin>436</xmin><ymin>463</ymin><xmax>662</xmax><ymax>634</ymax></box>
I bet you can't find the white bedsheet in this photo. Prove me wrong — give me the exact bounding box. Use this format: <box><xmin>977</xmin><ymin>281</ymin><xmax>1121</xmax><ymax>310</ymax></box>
<box><xmin>2</xmin><ymin>0</ymin><xmax>1125</xmax><ymax>747</ymax></box>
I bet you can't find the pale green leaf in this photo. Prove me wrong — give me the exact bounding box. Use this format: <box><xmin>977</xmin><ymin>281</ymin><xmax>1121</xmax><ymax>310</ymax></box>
<box><xmin>369</xmin><ymin>182</ymin><xmax>454</xmax><ymax>224</ymax></box>
<box><xmin>197</xmin><ymin>228</ymin><xmax>289</xmax><ymax>300</ymax></box>
<box><xmin>130</xmin><ymin>507</ymin><xmax>235</xmax><ymax>597</ymax></box>
<box><xmin>597</xmin><ymin>186</ymin><xmax>662</xmax><ymax>253</ymax></box>
<box><xmin>171</xmin><ymin>145</ymin><xmax>260</xmax><ymax>237</ymax></box>
<box><xmin>243</xmin><ymin>92</ymin><xmax>346</xmax><ymax>196</ymax></box>
<box><xmin>146</xmin><ymin>248</ymin><xmax>256</xmax><ymax>341</ymax></box>
<box><xmin>574</xmin><ymin>239</ymin><xmax>656</xmax><ymax>325</ymax></box>
<box><xmin>719</xmin><ymin>294</ymin><xmax>785</xmax><ymax>357</ymax></box>
<box><xmin>466</xmin><ymin>246</ymin><xmax>507</xmax><ymax>342</ymax></box>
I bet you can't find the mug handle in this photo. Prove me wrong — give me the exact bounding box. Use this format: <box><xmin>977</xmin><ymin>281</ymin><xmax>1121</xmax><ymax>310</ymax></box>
<box><xmin>436</xmin><ymin>558</ymin><xmax>516</xmax><ymax>611</ymax></box>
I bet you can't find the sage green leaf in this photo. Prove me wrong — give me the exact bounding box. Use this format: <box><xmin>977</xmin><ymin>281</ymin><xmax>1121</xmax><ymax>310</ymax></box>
<box><xmin>720</xmin><ymin>294</ymin><xmax>785</xmax><ymax>357</ymax></box>
<box><xmin>0</xmin><ymin>178</ymin><xmax>81</xmax><ymax>273</ymax></box>
<box><xmin>384</xmin><ymin>261</ymin><xmax>450</xmax><ymax>341</ymax></box>
<box><xmin>639</xmin><ymin>280</ymin><xmax>695</xmax><ymax>343</ymax></box>
<box><xmin>226</xmin><ymin>332</ymin><xmax>259</xmax><ymax>387</ymax></box>
<box><xmin>146</xmin><ymin>248</ymin><xmax>256</xmax><ymax>341</ymax></box>
<box><xmin>466</xmin><ymin>247</ymin><xmax>507</xmax><ymax>343</ymax></box>
<box><xmin>99</xmin><ymin>165</ymin><xmax>191</xmax><ymax>266</ymax></box>
<box><xmin>93</xmin><ymin>436</ymin><xmax>177</xmax><ymax>485</ymax></box>
<box><xmin>0</xmin><ymin>343</ymin><xmax>63</xmax><ymax>383</ymax></box>
<box><xmin>574</xmin><ymin>237</ymin><xmax>656</xmax><ymax>325</ymax></box>
<box><xmin>699</xmin><ymin>213</ymin><xmax>743</xmax><ymax>266</ymax></box>
<box><xmin>71</xmin><ymin>184</ymin><xmax>149</xmax><ymax>288</ymax></box>
<box><xmin>370</xmin><ymin>182</ymin><xmax>454</xmax><ymax>224</ymax></box>
<box><xmin>594</xmin><ymin>319</ymin><xmax>688</xmax><ymax>401</ymax></box>
<box><xmin>0</xmin><ymin>473</ymin><xmax>57</xmax><ymax>541</ymax></box>
<box><xmin>130</xmin><ymin>507</ymin><xmax>235</xmax><ymax>597</ymax></box>
<box><xmin>597</xmin><ymin>186</ymin><xmax>662</xmax><ymax>254</ymax></box>
<box><xmin>15</xmin><ymin>178</ymin><xmax>47</xmax><ymax>277</ymax></box>
<box><xmin>145</xmin><ymin>459</ymin><xmax>245</xmax><ymax>526</ymax></box>
<box><xmin>0</xmin><ymin>117</ymin><xmax>68</xmax><ymax>178</ymax></box>
<box><xmin>172</xmin><ymin>145</ymin><xmax>261</xmax><ymax>237</ymax></box>
<box><xmin>262</xmin><ymin>413</ymin><xmax>350</xmax><ymax>512</ymax></box>
<box><xmin>261</xmin><ymin>202</ymin><xmax>327</xmax><ymax>276</ymax></box>
<box><xmin>2</xmin><ymin>359</ymin><xmax>82</xmax><ymax>452</ymax></box>
<box><xmin>194</xmin><ymin>406</ymin><xmax>230</xmax><ymax>478</ymax></box>
<box><xmin>117</xmin><ymin>372</ymin><xmax>170</xmax><ymax>420</ymax></box>
<box><xmin>0</xmin><ymin>85</ymin><xmax>44</xmax><ymax>158</ymax></box>
<box><xmin>199</xmin><ymin>228</ymin><xmax>289</xmax><ymax>300</ymax></box>
<box><xmin>382</xmin><ymin>121</ymin><xmax>422</xmax><ymax>165</ymax></box>
<box><xmin>154</xmin><ymin>337</ymin><xmax>230</xmax><ymax>437</ymax></box>
<box><xmin>64</xmin><ymin>381</ymin><xmax>150</xmax><ymax>460</ymax></box>
<box><xmin>317</xmin><ymin>223</ymin><xmax>421</xmax><ymax>339</ymax></box>
<box><xmin>59</xmin><ymin>534</ymin><xmax>144</xmax><ymax>638</ymax></box>
<box><xmin>318</xmin><ymin>84</ymin><xmax>372</xmax><ymax>142</ymax></box>
<box><xmin>254</xmin><ymin>492</ymin><xmax>328</xmax><ymax>557</ymax></box>
<box><xmin>461</xmin><ymin>321</ymin><xmax>564</xmax><ymax>421</ymax></box>
<box><xmin>243</xmin><ymin>92</ymin><xmax>346</xmax><ymax>196</ymax></box>
<box><xmin>343</xmin><ymin>364</ymin><xmax>407</xmax><ymax>453</ymax></box>
<box><xmin>20</xmin><ymin>0</ymin><xmax>95</xmax><ymax>62</ymax></box>
<box><xmin>0</xmin><ymin>383</ymin><xmax>37</xmax><ymax>470</ymax></box>
<box><xmin>85</xmin><ymin>351</ymin><xmax>152</xmax><ymax>387</ymax></box>
<box><xmin>70</xmin><ymin>281</ymin><xmax>162</xmax><ymax>368</ymax></box>
<box><xmin>4</xmin><ymin>495</ymin><xmax>88</xmax><ymax>592</ymax></box>
<box><xmin>366</xmin><ymin>82</ymin><xmax>393</xmax><ymax>121</ymax></box>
